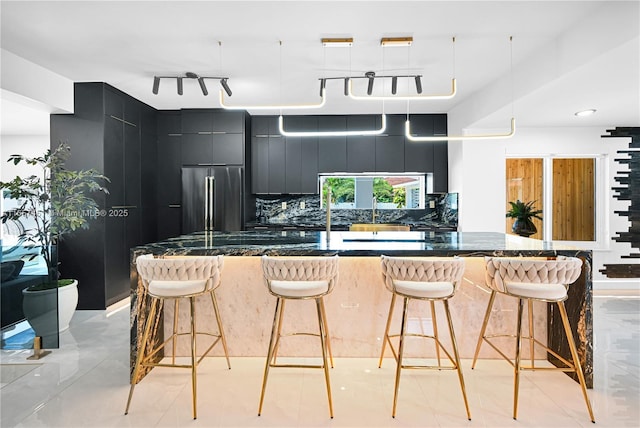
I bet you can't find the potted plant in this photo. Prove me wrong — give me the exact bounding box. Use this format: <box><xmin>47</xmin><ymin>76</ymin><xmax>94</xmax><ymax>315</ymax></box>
<box><xmin>506</xmin><ymin>199</ymin><xmax>543</xmax><ymax>237</ymax></box>
<box><xmin>0</xmin><ymin>143</ymin><xmax>108</xmax><ymax>342</ymax></box>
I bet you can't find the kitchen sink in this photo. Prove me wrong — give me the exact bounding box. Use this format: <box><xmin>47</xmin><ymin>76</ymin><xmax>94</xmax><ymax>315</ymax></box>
<box><xmin>349</xmin><ymin>223</ymin><xmax>411</xmax><ymax>232</ymax></box>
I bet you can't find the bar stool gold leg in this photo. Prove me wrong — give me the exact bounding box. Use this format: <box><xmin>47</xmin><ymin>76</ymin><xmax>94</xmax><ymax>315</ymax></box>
<box><xmin>172</xmin><ymin>299</ymin><xmax>179</xmax><ymax>365</ymax></box>
<box><xmin>392</xmin><ymin>297</ymin><xmax>410</xmax><ymax>418</ymax></box>
<box><xmin>319</xmin><ymin>298</ymin><xmax>334</xmax><ymax>368</ymax></box>
<box><xmin>443</xmin><ymin>300</ymin><xmax>471</xmax><ymax>420</ymax></box>
<box><xmin>472</xmin><ymin>289</ymin><xmax>497</xmax><ymax>369</ymax></box>
<box><xmin>258</xmin><ymin>298</ymin><xmax>282</xmax><ymax>416</ymax></box>
<box><xmin>272</xmin><ymin>299</ymin><xmax>286</xmax><ymax>365</ymax></box>
<box><xmin>528</xmin><ymin>299</ymin><xmax>535</xmax><ymax>369</ymax></box>
<box><xmin>430</xmin><ymin>300</ymin><xmax>442</xmax><ymax>367</ymax></box>
<box><xmin>316</xmin><ymin>298</ymin><xmax>334</xmax><ymax>418</ymax></box>
<box><xmin>379</xmin><ymin>293</ymin><xmax>396</xmax><ymax>368</ymax></box>
<box><xmin>189</xmin><ymin>297</ymin><xmax>198</xmax><ymax>419</ymax></box>
<box><xmin>558</xmin><ymin>301</ymin><xmax>595</xmax><ymax>423</ymax></box>
<box><xmin>210</xmin><ymin>291</ymin><xmax>231</xmax><ymax>369</ymax></box>
<box><xmin>513</xmin><ymin>298</ymin><xmax>525</xmax><ymax>420</ymax></box>
<box><xmin>125</xmin><ymin>297</ymin><xmax>158</xmax><ymax>415</ymax></box>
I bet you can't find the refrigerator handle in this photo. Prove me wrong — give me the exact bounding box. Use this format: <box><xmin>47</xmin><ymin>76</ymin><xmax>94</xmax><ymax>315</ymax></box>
<box><xmin>206</xmin><ymin>176</ymin><xmax>215</xmax><ymax>231</ymax></box>
<box><xmin>204</xmin><ymin>176</ymin><xmax>209</xmax><ymax>230</ymax></box>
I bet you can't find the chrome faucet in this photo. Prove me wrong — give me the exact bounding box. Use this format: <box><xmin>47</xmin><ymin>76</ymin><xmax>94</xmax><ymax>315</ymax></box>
<box><xmin>372</xmin><ymin>196</ymin><xmax>378</xmax><ymax>223</ymax></box>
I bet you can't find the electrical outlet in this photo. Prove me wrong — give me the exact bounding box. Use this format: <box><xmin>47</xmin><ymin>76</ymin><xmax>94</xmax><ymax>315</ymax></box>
<box><xmin>300</xmin><ymin>201</ymin><xmax>305</xmax><ymax>209</ymax></box>
<box><xmin>429</xmin><ymin>200</ymin><xmax>436</xmax><ymax>209</ymax></box>
<box><xmin>281</xmin><ymin>202</ymin><xmax>287</xmax><ymax>210</ymax></box>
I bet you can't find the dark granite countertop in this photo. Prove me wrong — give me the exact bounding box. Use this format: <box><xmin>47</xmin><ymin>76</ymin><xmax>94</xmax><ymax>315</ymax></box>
<box><xmin>133</xmin><ymin>230</ymin><xmax>589</xmax><ymax>258</ymax></box>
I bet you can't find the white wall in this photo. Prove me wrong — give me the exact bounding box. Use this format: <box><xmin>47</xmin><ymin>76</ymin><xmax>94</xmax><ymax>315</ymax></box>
<box><xmin>452</xmin><ymin>125</ymin><xmax>634</xmax><ymax>286</ymax></box>
<box><xmin>0</xmin><ymin>135</ymin><xmax>50</xmax><ymax>182</ymax></box>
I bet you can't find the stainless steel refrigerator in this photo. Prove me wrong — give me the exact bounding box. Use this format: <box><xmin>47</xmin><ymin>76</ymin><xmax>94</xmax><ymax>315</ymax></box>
<box><xmin>181</xmin><ymin>166</ymin><xmax>244</xmax><ymax>233</ymax></box>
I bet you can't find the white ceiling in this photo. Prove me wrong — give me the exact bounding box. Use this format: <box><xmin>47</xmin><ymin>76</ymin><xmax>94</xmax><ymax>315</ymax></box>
<box><xmin>1</xmin><ymin>0</ymin><xmax>639</xmax><ymax>135</ymax></box>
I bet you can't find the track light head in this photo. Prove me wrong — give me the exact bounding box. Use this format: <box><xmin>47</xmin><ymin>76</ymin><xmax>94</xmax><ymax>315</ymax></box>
<box><xmin>391</xmin><ymin>76</ymin><xmax>398</xmax><ymax>95</ymax></box>
<box><xmin>152</xmin><ymin>77</ymin><xmax>160</xmax><ymax>94</ymax></box>
<box><xmin>198</xmin><ymin>77</ymin><xmax>208</xmax><ymax>96</ymax></box>
<box><xmin>344</xmin><ymin>78</ymin><xmax>350</xmax><ymax>96</ymax></box>
<box><xmin>320</xmin><ymin>78</ymin><xmax>326</xmax><ymax>97</ymax></box>
<box><xmin>415</xmin><ymin>76</ymin><xmax>423</xmax><ymax>94</ymax></box>
<box><xmin>220</xmin><ymin>78</ymin><xmax>232</xmax><ymax>97</ymax></box>
<box><xmin>365</xmin><ymin>71</ymin><xmax>375</xmax><ymax>95</ymax></box>
<box><xmin>185</xmin><ymin>72</ymin><xmax>198</xmax><ymax>79</ymax></box>
<box><xmin>177</xmin><ymin>77</ymin><xmax>183</xmax><ymax>95</ymax></box>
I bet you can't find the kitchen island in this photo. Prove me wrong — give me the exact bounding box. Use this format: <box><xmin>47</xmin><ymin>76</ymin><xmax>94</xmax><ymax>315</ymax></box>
<box><xmin>130</xmin><ymin>230</ymin><xmax>592</xmax><ymax>386</ymax></box>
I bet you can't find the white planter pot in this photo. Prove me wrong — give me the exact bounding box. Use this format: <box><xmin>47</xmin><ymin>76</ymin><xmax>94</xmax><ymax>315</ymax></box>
<box><xmin>22</xmin><ymin>280</ymin><xmax>79</xmax><ymax>346</ymax></box>
<box><xmin>57</xmin><ymin>280</ymin><xmax>78</xmax><ymax>332</ymax></box>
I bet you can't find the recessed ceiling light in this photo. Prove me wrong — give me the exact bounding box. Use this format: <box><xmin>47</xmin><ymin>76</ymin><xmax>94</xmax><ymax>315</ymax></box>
<box><xmin>575</xmin><ymin>109</ymin><xmax>597</xmax><ymax>117</ymax></box>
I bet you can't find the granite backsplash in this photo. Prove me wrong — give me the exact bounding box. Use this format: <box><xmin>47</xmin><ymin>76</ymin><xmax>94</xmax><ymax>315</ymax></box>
<box><xmin>252</xmin><ymin>193</ymin><xmax>458</xmax><ymax>230</ymax></box>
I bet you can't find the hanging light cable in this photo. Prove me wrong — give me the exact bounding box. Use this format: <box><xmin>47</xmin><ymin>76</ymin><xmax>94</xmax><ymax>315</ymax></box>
<box><xmin>406</xmin><ymin>36</ymin><xmax>516</xmax><ymax>141</ymax></box>
<box><xmin>348</xmin><ymin>36</ymin><xmax>456</xmax><ymax>101</ymax></box>
<box><xmin>220</xmin><ymin>39</ymin><xmax>325</xmax><ymax>110</ymax></box>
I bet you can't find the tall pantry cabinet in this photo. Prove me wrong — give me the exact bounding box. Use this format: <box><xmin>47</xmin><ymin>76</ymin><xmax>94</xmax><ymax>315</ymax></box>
<box><xmin>50</xmin><ymin>83</ymin><xmax>157</xmax><ymax>309</ymax></box>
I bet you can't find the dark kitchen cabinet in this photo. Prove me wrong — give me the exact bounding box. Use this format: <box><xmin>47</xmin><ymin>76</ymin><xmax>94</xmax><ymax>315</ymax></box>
<box><xmin>296</xmin><ymin>137</ymin><xmax>319</xmax><ymax>193</ymax></box>
<box><xmin>318</xmin><ymin>136</ymin><xmax>347</xmax><ymax>173</ymax></box>
<box><xmin>181</xmin><ymin>133</ymin><xmax>212</xmax><ymax>165</ymax></box>
<box><xmin>268</xmin><ymin>136</ymin><xmax>286</xmax><ymax>193</ymax></box>
<box><xmin>249</xmin><ymin>113</ymin><xmax>448</xmax><ymax>193</ymax></box>
<box><xmin>285</xmin><ymin>136</ymin><xmax>319</xmax><ymax>194</ymax></box>
<box><xmin>181</xmin><ymin>109</ymin><xmax>245</xmax><ymax>165</ymax></box>
<box><xmin>375</xmin><ymin>136</ymin><xmax>405</xmax><ymax>172</ymax></box>
<box><xmin>433</xmin><ymin>141</ymin><xmax>448</xmax><ymax>192</ymax></box>
<box><xmin>251</xmin><ymin>136</ymin><xmax>269</xmax><ymax>193</ymax></box>
<box><xmin>156</xmin><ymin>111</ymin><xmax>182</xmax><ymax>239</ymax></box>
<box><xmin>51</xmin><ymin>82</ymin><xmax>157</xmax><ymax>309</ymax></box>
<box><xmin>347</xmin><ymin>135</ymin><xmax>376</xmax><ymax>173</ymax></box>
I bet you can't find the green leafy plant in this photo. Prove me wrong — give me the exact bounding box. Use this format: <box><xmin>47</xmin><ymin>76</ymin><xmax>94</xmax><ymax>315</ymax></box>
<box><xmin>506</xmin><ymin>200</ymin><xmax>543</xmax><ymax>221</ymax></box>
<box><xmin>0</xmin><ymin>143</ymin><xmax>109</xmax><ymax>286</ymax></box>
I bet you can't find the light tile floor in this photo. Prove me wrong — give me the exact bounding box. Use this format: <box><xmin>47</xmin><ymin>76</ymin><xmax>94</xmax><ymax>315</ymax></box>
<box><xmin>1</xmin><ymin>293</ymin><xmax>638</xmax><ymax>427</ymax></box>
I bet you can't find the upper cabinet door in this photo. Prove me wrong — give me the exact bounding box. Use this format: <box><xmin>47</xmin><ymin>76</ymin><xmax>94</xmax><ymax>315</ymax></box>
<box><xmin>212</xmin><ymin>133</ymin><xmax>244</xmax><ymax>165</ymax></box>
<box><xmin>181</xmin><ymin>110</ymin><xmax>213</xmax><ymax>133</ymax></box>
<box><xmin>212</xmin><ymin>111</ymin><xmax>244</xmax><ymax>133</ymax></box>
<box><xmin>375</xmin><ymin>136</ymin><xmax>405</xmax><ymax>172</ymax></box>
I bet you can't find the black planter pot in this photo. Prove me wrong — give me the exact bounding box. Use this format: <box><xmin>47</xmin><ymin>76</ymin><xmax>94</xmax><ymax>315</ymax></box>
<box><xmin>512</xmin><ymin>218</ymin><xmax>537</xmax><ymax>237</ymax></box>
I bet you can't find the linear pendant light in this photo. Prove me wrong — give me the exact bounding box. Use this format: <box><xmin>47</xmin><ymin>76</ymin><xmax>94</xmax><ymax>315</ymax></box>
<box><xmin>279</xmin><ymin>114</ymin><xmax>387</xmax><ymax>137</ymax></box>
<box><xmin>405</xmin><ymin>117</ymin><xmax>516</xmax><ymax>141</ymax></box>
<box><xmin>220</xmin><ymin>39</ymin><xmax>327</xmax><ymax>111</ymax></box>
<box><xmin>405</xmin><ymin>36</ymin><xmax>517</xmax><ymax>141</ymax></box>
<box><xmin>348</xmin><ymin>78</ymin><xmax>456</xmax><ymax>101</ymax></box>
<box><xmin>219</xmin><ymin>88</ymin><xmax>326</xmax><ymax>110</ymax></box>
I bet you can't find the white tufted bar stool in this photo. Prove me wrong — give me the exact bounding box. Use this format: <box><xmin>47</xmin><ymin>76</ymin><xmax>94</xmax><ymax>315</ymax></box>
<box><xmin>471</xmin><ymin>256</ymin><xmax>594</xmax><ymax>422</ymax></box>
<box><xmin>258</xmin><ymin>255</ymin><xmax>339</xmax><ymax>418</ymax></box>
<box><xmin>125</xmin><ymin>255</ymin><xmax>230</xmax><ymax>420</ymax></box>
<box><xmin>379</xmin><ymin>255</ymin><xmax>471</xmax><ymax>420</ymax></box>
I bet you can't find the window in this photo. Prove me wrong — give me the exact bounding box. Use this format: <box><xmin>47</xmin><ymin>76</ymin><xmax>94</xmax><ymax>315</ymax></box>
<box><xmin>319</xmin><ymin>173</ymin><xmax>429</xmax><ymax>209</ymax></box>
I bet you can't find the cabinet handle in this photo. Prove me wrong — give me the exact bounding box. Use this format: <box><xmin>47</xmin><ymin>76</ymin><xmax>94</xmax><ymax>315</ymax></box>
<box><xmin>254</xmin><ymin>134</ymin><xmax>269</xmax><ymax>138</ymax></box>
<box><xmin>198</xmin><ymin>131</ymin><xmax>213</xmax><ymax>135</ymax></box>
<box><xmin>168</xmin><ymin>204</ymin><xmax>181</xmax><ymax>208</ymax></box>
<box><xmin>197</xmin><ymin>163</ymin><xmax>214</xmax><ymax>166</ymax></box>
<box><xmin>108</xmin><ymin>115</ymin><xmax>137</xmax><ymax>127</ymax></box>
<box><xmin>253</xmin><ymin>226</ymin><xmax>269</xmax><ymax>230</ymax></box>
<box><xmin>111</xmin><ymin>205</ymin><xmax>137</xmax><ymax>209</ymax></box>
<box><xmin>168</xmin><ymin>133</ymin><xmax>182</xmax><ymax>137</ymax></box>
<box><xmin>212</xmin><ymin>131</ymin><xmax>226</xmax><ymax>135</ymax></box>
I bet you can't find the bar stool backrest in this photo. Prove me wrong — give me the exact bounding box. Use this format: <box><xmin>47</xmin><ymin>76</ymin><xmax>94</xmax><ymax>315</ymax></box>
<box><xmin>484</xmin><ymin>256</ymin><xmax>582</xmax><ymax>293</ymax></box>
<box><xmin>380</xmin><ymin>256</ymin><xmax>465</xmax><ymax>293</ymax></box>
<box><xmin>136</xmin><ymin>255</ymin><xmax>224</xmax><ymax>292</ymax></box>
<box><xmin>261</xmin><ymin>255</ymin><xmax>339</xmax><ymax>294</ymax></box>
